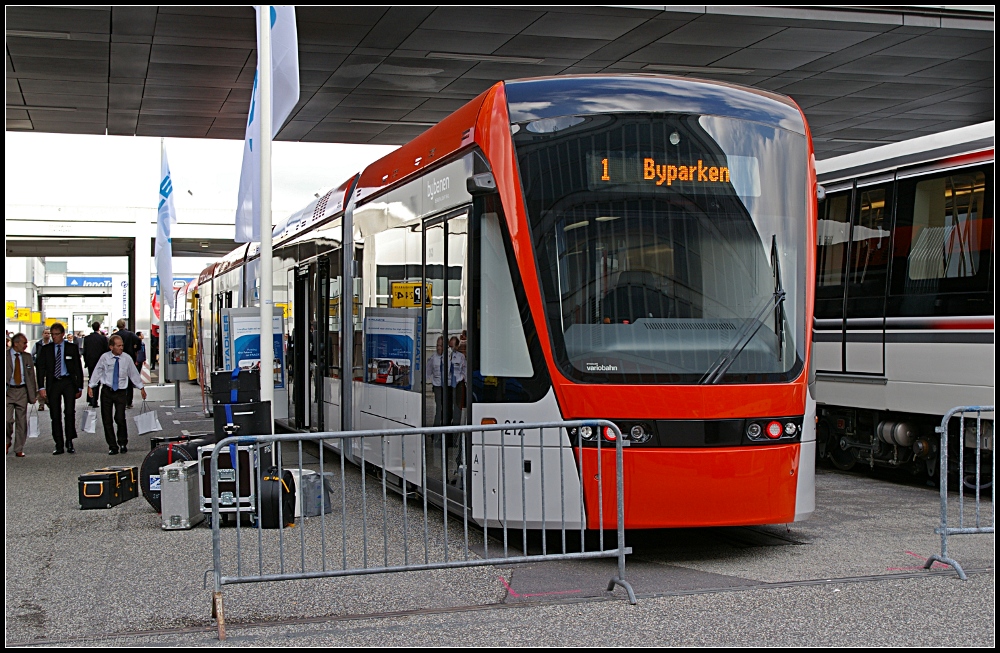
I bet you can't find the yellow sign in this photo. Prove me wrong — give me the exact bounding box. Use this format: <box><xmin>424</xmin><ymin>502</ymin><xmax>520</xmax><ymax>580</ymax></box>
<box><xmin>30</xmin><ymin>311</ymin><xmax>41</xmax><ymax>324</ymax></box>
<box><xmin>390</xmin><ymin>282</ymin><xmax>432</xmax><ymax>308</ymax></box>
<box><xmin>45</xmin><ymin>318</ymin><xmax>60</xmax><ymax>327</ymax></box>
<box><xmin>5</xmin><ymin>301</ymin><xmax>15</xmax><ymax>319</ymax></box>
<box><xmin>275</xmin><ymin>302</ymin><xmax>289</xmax><ymax>319</ymax></box>
<box><xmin>16</xmin><ymin>308</ymin><xmax>31</xmax><ymax>322</ymax></box>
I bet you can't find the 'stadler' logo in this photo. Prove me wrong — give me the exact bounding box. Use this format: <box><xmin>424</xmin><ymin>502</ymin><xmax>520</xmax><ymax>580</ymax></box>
<box><xmin>644</xmin><ymin>158</ymin><xmax>729</xmax><ymax>186</ymax></box>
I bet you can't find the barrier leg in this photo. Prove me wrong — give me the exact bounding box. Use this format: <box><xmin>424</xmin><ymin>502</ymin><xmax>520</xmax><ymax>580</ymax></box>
<box><xmin>924</xmin><ymin>552</ymin><xmax>968</xmax><ymax>580</ymax></box>
<box><xmin>607</xmin><ymin>577</ymin><xmax>637</xmax><ymax>604</ymax></box>
<box><xmin>212</xmin><ymin>591</ymin><xmax>226</xmax><ymax>641</ymax></box>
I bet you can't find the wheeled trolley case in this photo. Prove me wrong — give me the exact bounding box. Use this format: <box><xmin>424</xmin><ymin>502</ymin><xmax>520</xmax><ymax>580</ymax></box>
<box><xmin>259</xmin><ymin>466</ymin><xmax>296</xmax><ymax>529</ymax></box>
<box><xmin>160</xmin><ymin>460</ymin><xmax>205</xmax><ymax>530</ymax></box>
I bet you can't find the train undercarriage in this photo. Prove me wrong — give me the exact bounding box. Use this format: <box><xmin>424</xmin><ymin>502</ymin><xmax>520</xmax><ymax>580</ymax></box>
<box><xmin>817</xmin><ymin>406</ymin><xmax>994</xmax><ymax>489</ymax></box>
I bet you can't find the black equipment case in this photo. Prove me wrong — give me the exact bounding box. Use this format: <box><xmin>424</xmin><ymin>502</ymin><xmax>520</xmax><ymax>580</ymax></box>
<box><xmin>97</xmin><ymin>465</ymin><xmax>139</xmax><ymax>500</ymax></box>
<box><xmin>259</xmin><ymin>466</ymin><xmax>296</xmax><ymax>529</ymax></box>
<box><xmin>79</xmin><ymin>470</ymin><xmax>127</xmax><ymax>509</ymax></box>
<box><xmin>198</xmin><ymin>443</ymin><xmax>257</xmax><ymax>515</ymax></box>
<box><xmin>213</xmin><ymin>401</ymin><xmax>271</xmax><ymax>439</ymax></box>
<box><xmin>211</xmin><ymin>369</ymin><xmax>261</xmax><ymax>405</ymax></box>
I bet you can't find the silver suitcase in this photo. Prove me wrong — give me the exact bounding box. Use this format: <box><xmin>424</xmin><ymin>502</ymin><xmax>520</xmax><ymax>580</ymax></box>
<box><xmin>160</xmin><ymin>461</ymin><xmax>205</xmax><ymax>530</ymax></box>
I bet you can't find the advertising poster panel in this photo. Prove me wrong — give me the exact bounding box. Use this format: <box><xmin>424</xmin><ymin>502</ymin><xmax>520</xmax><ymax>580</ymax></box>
<box><xmin>364</xmin><ymin>310</ymin><xmax>417</xmax><ymax>391</ymax></box>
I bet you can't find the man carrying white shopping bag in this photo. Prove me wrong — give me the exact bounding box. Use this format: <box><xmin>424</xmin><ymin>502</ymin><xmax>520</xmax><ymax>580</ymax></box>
<box><xmin>87</xmin><ymin>334</ymin><xmax>146</xmax><ymax>455</ymax></box>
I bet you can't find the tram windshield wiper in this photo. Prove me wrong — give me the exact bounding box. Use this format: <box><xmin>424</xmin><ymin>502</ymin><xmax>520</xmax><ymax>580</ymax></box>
<box><xmin>700</xmin><ymin>235</ymin><xmax>786</xmax><ymax>385</ymax></box>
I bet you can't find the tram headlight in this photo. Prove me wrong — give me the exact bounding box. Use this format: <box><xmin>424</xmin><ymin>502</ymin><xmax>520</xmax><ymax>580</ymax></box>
<box><xmin>747</xmin><ymin>422</ymin><xmax>762</xmax><ymax>439</ymax></box>
<box><xmin>629</xmin><ymin>424</ymin><xmax>652</xmax><ymax>444</ymax></box>
<box><xmin>579</xmin><ymin>425</ymin><xmax>595</xmax><ymax>441</ymax></box>
<box><xmin>784</xmin><ymin>421</ymin><xmax>798</xmax><ymax>436</ymax></box>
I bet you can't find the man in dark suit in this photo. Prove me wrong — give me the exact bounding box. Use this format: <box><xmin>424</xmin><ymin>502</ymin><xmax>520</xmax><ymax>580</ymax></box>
<box><xmin>82</xmin><ymin>321</ymin><xmax>109</xmax><ymax>408</ymax></box>
<box><xmin>114</xmin><ymin>318</ymin><xmax>140</xmax><ymax>409</ymax></box>
<box><xmin>36</xmin><ymin>322</ymin><xmax>84</xmax><ymax>455</ymax></box>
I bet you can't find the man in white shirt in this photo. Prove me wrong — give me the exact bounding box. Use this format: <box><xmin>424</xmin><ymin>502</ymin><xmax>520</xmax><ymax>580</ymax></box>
<box><xmin>88</xmin><ymin>334</ymin><xmax>147</xmax><ymax>455</ymax></box>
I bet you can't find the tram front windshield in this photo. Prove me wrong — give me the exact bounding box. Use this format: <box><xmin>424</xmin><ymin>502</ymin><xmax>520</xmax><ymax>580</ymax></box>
<box><xmin>513</xmin><ymin>113</ymin><xmax>807</xmax><ymax>384</ymax></box>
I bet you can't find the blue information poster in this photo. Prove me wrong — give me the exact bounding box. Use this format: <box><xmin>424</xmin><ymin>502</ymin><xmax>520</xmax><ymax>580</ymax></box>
<box><xmin>224</xmin><ymin>310</ymin><xmax>285</xmax><ymax>389</ymax></box>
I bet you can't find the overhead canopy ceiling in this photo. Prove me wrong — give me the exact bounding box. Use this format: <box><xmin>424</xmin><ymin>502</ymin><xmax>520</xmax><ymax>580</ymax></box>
<box><xmin>5</xmin><ymin>5</ymin><xmax>994</xmax><ymax>158</ymax></box>
<box><xmin>4</xmin><ymin>236</ymin><xmax>235</xmax><ymax>259</ymax></box>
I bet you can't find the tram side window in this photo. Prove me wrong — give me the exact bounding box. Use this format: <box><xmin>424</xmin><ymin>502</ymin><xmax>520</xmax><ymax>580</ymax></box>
<box><xmin>889</xmin><ymin>167</ymin><xmax>992</xmax><ymax>315</ymax></box>
<box><xmin>844</xmin><ymin>185</ymin><xmax>892</xmax><ymax>318</ymax></box>
<box><xmin>326</xmin><ymin>248</ymin><xmax>342</xmax><ymax>379</ymax></box>
<box><xmin>815</xmin><ymin>192</ymin><xmax>851</xmax><ymax>319</ymax></box>
<box><xmin>471</xmin><ymin>194</ymin><xmax>549</xmax><ymax>404</ymax></box>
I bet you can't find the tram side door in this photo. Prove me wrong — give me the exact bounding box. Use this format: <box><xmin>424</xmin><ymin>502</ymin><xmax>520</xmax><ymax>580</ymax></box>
<box><xmin>313</xmin><ymin>257</ymin><xmax>329</xmax><ymax>432</ymax></box>
<box><xmin>292</xmin><ymin>266</ymin><xmax>311</xmax><ymax>429</ymax></box>
<box><xmin>421</xmin><ymin>211</ymin><xmax>469</xmax><ymax>501</ymax></box>
<box><xmin>843</xmin><ymin>176</ymin><xmax>894</xmax><ymax>376</ymax></box>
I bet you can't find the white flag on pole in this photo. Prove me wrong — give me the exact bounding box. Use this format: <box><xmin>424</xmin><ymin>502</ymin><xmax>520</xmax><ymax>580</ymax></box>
<box><xmin>235</xmin><ymin>5</ymin><xmax>300</xmax><ymax>243</ymax></box>
<box><xmin>155</xmin><ymin>146</ymin><xmax>177</xmax><ymax>309</ymax></box>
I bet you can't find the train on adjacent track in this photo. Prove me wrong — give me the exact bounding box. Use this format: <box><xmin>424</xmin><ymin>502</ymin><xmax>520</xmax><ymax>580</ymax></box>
<box><xmin>812</xmin><ymin>122</ymin><xmax>994</xmax><ymax>482</ymax></box>
<box><xmin>191</xmin><ymin>74</ymin><xmax>820</xmax><ymax>529</ymax></box>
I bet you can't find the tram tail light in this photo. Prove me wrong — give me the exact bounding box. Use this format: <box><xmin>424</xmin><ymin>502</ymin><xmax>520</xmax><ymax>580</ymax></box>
<box><xmin>746</xmin><ymin>417</ymin><xmax>803</xmax><ymax>442</ymax></box>
<box><xmin>602</xmin><ymin>426</ymin><xmax>617</xmax><ymax>441</ymax></box>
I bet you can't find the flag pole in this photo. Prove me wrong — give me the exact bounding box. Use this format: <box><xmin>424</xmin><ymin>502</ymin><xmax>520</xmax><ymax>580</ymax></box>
<box><xmin>258</xmin><ymin>5</ymin><xmax>275</xmax><ymax>424</ymax></box>
<box><xmin>158</xmin><ymin>137</ymin><xmax>168</xmax><ymax>386</ymax></box>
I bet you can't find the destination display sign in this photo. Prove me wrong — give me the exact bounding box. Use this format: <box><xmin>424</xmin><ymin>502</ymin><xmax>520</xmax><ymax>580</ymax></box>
<box><xmin>587</xmin><ymin>153</ymin><xmax>760</xmax><ymax>196</ymax></box>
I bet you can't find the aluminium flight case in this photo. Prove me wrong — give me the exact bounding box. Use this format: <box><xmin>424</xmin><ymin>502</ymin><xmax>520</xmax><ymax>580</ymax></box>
<box><xmin>198</xmin><ymin>442</ymin><xmax>258</xmax><ymax>517</ymax></box>
<box><xmin>159</xmin><ymin>460</ymin><xmax>205</xmax><ymax>530</ymax></box>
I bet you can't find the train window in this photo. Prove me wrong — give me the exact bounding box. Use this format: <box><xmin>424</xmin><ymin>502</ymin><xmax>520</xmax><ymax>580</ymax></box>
<box><xmin>844</xmin><ymin>183</ymin><xmax>893</xmax><ymax>318</ymax></box>
<box><xmin>471</xmin><ymin>193</ymin><xmax>550</xmax><ymax>403</ymax></box>
<box><xmin>888</xmin><ymin>166</ymin><xmax>992</xmax><ymax>316</ymax></box>
<box><xmin>815</xmin><ymin>191</ymin><xmax>851</xmax><ymax>319</ymax></box>
<box><xmin>906</xmin><ymin>172</ymin><xmax>986</xmax><ymax>282</ymax></box>
<box><xmin>480</xmin><ymin>211</ymin><xmax>532</xmax><ymax>377</ymax></box>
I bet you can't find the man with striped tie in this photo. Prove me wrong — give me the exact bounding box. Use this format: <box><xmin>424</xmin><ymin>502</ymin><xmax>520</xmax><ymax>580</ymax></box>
<box><xmin>36</xmin><ymin>322</ymin><xmax>84</xmax><ymax>455</ymax></box>
<box><xmin>88</xmin><ymin>334</ymin><xmax>147</xmax><ymax>455</ymax></box>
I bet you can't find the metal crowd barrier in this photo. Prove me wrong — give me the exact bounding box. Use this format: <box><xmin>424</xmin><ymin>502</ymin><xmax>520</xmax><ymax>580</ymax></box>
<box><xmin>925</xmin><ymin>405</ymin><xmax>995</xmax><ymax>580</ymax></box>
<box><xmin>208</xmin><ymin>420</ymin><xmax>636</xmax><ymax>640</ymax></box>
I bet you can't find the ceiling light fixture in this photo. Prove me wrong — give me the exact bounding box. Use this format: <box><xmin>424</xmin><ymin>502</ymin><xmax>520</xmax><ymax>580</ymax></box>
<box><xmin>8</xmin><ymin>105</ymin><xmax>77</xmax><ymax>112</ymax></box>
<box><xmin>426</xmin><ymin>52</ymin><xmax>545</xmax><ymax>65</ymax></box>
<box><xmin>7</xmin><ymin>29</ymin><xmax>71</xmax><ymax>39</ymax></box>
<box><xmin>642</xmin><ymin>64</ymin><xmax>754</xmax><ymax>76</ymax></box>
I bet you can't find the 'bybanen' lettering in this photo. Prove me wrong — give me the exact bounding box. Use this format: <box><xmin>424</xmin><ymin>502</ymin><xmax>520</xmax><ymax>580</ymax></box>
<box><xmin>642</xmin><ymin>158</ymin><xmax>729</xmax><ymax>187</ymax></box>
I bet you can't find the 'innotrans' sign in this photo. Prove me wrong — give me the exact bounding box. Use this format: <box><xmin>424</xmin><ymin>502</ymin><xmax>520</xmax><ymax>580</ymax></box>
<box><xmin>66</xmin><ymin>276</ymin><xmax>112</xmax><ymax>287</ymax></box>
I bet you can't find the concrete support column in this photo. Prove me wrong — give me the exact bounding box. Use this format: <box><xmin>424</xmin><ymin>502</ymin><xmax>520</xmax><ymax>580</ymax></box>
<box><xmin>132</xmin><ymin>214</ymin><xmax>152</xmax><ymax>339</ymax></box>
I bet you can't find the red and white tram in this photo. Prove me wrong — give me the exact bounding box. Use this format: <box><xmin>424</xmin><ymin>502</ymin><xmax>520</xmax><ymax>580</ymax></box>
<box><xmin>198</xmin><ymin>74</ymin><xmax>819</xmax><ymax>529</ymax></box>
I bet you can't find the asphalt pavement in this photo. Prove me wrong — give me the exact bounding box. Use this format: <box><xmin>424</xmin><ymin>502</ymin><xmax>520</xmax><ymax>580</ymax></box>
<box><xmin>4</xmin><ymin>381</ymin><xmax>994</xmax><ymax>646</ymax></box>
